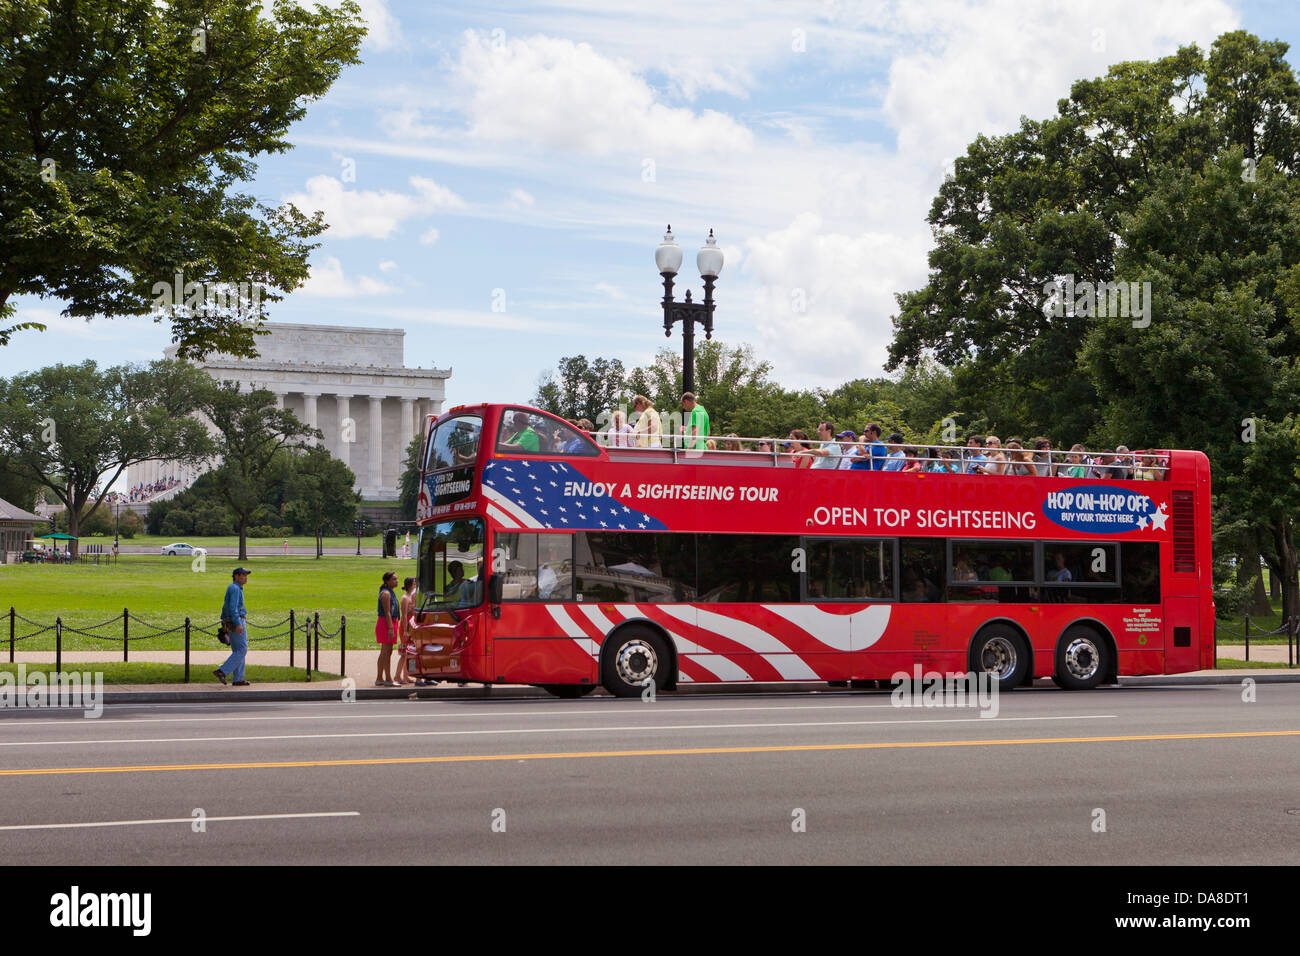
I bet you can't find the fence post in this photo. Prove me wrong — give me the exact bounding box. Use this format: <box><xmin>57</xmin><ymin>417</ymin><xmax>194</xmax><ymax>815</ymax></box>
<box><xmin>8</xmin><ymin>607</ymin><xmax>13</xmax><ymax>663</ymax></box>
<box><xmin>184</xmin><ymin>618</ymin><xmax>191</xmax><ymax>684</ymax></box>
<box><xmin>340</xmin><ymin>615</ymin><xmax>346</xmax><ymax>682</ymax></box>
<box><xmin>55</xmin><ymin>617</ymin><xmax>62</xmax><ymax>674</ymax></box>
<box><xmin>289</xmin><ymin>609</ymin><xmax>295</xmax><ymax>669</ymax></box>
<box><xmin>123</xmin><ymin>607</ymin><xmax>129</xmax><ymax>663</ymax></box>
<box><xmin>313</xmin><ymin>613</ymin><xmax>320</xmax><ymax>679</ymax></box>
<box><xmin>304</xmin><ymin>614</ymin><xmax>311</xmax><ymax>682</ymax></box>
<box><xmin>1244</xmin><ymin>612</ymin><xmax>1249</xmax><ymax>662</ymax></box>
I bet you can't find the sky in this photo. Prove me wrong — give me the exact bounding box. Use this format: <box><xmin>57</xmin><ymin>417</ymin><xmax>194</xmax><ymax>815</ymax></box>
<box><xmin>3</xmin><ymin>0</ymin><xmax>1298</xmax><ymax>408</ymax></box>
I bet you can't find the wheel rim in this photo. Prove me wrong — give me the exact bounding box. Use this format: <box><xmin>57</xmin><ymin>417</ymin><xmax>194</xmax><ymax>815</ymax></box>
<box><xmin>1064</xmin><ymin>636</ymin><xmax>1100</xmax><ymax>681</ymax></box>
<box><xmin>615</xmin><ymin>639</ymin><xmax>658</xmax><ymax>686</ymax></box>
<box><xmin>979</xmin><ymin>636</ymin><xmax>1018</xmax><ymax>679</ymax></box>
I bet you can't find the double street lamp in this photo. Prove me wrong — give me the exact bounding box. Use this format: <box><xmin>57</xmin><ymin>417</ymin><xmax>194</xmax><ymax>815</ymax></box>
<box><xmin>656</xmin><ymin>226</ymin><xmax>724</xmax><ymax>395</ymax></box>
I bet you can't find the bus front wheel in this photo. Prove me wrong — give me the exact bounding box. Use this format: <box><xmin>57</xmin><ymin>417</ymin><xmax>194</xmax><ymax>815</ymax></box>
<box><xmin>601</xmin><ymin>627</ymin><xmax>670</xmax><ymax>698</ymax></box>
<box><xmin>970</xmin><ymin>625</ymin><xmax>1030</xmax><ymax>692</ymax></box>
<box><xmin>1051</xmin><ymin>626</ymin><xmax>1110</xmax><ymax>690</ymax></box>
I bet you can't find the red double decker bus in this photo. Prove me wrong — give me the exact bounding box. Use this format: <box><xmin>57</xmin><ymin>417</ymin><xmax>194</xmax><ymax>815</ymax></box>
<box><xmin>406</xmin><ymin>403</ymin><xmax>1213</xmax><ymax>697</ymax></box>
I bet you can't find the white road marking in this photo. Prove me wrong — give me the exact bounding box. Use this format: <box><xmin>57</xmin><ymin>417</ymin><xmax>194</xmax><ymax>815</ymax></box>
<box><xmin>0</xmin><ymin>714</ymin><xmax>1117</xmax><ymax>747</ymax></box>
<box><xmin>0</xmin><ymin>811</ymin><xmax>359</xmax><ymax>832</ymax></box>
<box><xmin>0</xmin><ymin>700</ymin><xmax>1096</xmax><ymax>729</ymax></box>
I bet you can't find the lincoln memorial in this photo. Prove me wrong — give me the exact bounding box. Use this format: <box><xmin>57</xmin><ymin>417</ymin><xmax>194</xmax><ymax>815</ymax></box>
<box><xmin>129</xmin><ymin>323</ymin><xmax>451</xmax><ymax>501</ymax></box>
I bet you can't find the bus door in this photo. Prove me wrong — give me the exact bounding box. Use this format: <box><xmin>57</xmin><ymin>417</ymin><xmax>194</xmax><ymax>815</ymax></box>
<box><xmin>1163</xmin><ymin>596</ymin><xmax>1200</xmax><ymax>673</ymax></box>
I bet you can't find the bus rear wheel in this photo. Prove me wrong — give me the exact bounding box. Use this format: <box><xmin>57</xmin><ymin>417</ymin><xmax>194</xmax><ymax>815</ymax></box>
<box><xmin>601</xmin><ymin>627</ymin><xmax>670</xmax><ymax>698</ymax></box>
<box><xmin>970</xmin><ymin>625</ymin><xmax>1030</xmax><ymax>692</ymax></box>
<box><xmin>1052</xmin><ymin>626</ymin><xmax>1110</xmax><ymax>690</ymax></box>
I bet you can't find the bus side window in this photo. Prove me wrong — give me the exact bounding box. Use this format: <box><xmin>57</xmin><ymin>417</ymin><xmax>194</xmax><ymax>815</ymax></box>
<box><xmin>899</xmin><ymin>538</ymin><xmax>945</xmax><ymax>603</ymax></box>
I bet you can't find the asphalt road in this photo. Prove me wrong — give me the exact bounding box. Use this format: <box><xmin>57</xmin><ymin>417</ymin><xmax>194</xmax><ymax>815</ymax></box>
<box><xmin>0</xmin><ymin>683</ymin><xmax>1297</xmax><ymax>865</ymax></box>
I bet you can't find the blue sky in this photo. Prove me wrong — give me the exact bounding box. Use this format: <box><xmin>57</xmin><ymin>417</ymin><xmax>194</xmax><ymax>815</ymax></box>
<box><xmin>4</xmin><ymin>0</ymin><xmax>1297</xmax><ymax>407</ymax></box>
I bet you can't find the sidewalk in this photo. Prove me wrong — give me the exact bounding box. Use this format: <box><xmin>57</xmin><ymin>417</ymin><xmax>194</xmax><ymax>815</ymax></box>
<box><xmin>1215</xmin><ymin>643</ymin><xmax>1298</xmax><ymax>664</ymax></box>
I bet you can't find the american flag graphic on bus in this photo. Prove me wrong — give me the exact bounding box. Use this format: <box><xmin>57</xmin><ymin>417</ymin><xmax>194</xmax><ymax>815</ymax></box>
<box><xmin>482</xmin><ymin>460</ymin><xmax>668</xmax><ymax>531</ymax></box>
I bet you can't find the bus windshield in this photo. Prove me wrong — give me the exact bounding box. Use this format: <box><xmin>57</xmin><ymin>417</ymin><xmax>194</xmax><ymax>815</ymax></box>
<box><xmin>418</xmin><ymin>519</ymin><xmax>486</xmax><ymax>611</ymax></box>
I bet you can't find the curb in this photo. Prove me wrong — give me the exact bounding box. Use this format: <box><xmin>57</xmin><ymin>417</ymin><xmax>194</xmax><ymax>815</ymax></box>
<box><xmin>87</xmin><ymin>672</ymin><xmax>1300</xmax><ymax>705</ymax></box>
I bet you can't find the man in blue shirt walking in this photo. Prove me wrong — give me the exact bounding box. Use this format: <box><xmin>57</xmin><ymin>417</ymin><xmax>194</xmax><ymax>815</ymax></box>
<box><xmin>215</xmin><ymin>567</ymin><xmax>251</xmax><ymax>687</ymax></box>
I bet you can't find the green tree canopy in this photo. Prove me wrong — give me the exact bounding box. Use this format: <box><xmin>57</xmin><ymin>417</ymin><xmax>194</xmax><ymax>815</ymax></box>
<box><xmin>0</xmin><ymin>0</ymin><xmax>365</xmax><ymax>355</ymax></box>
<box><xmin>0</xmin><ymin>359</ymin><xmax>214</xmax><ymax>551</ymax></box>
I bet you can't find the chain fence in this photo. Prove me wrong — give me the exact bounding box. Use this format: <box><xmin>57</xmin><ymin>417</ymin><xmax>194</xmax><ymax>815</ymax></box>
<box><xmin>5</xmin><ymin>606</ymin><xmax>348</xmax><ymax>682</ymax></box>
<box><xmin>1213</xmin><ymin>612</ymin><xmax>1297</xmax><ymax>666</ymax></box>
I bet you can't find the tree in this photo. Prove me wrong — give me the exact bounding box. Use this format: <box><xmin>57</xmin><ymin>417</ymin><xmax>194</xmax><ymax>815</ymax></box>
<box><xmin>285</xmin><ymin>445</ymin><xmax>358</xmax><ymax>558</ymax></box>
<box><xmin>0</xmin><ymin>0</ymin><xmax>365</xmax><ymax>356</ymax></box>
<box><xmin>533</xmin><ymin>355</ymin><xmax>629</xmax><ymax>425</ymax></box>
<box><xmin>201</xmin><ymin>381</ymin><xmax>318</xmax><ymax>560</ymax></box>
<box><xmin>398</xmin><ymin>434</ymin><xmax>423</xmax><ymax>521</ymax></box>
<box><xmin>0</xmin><ymin>360</ymin><xmax>214</xmax><ymax>553</ymax></box>
<box><xmin>1082</xmin><ymin>147</ymin><xmax>1300</xmax><ymax>624</ymax></box>
<box><xmin>888</xmin><ymin>32</ymin><xmax>1300</xmax><ymax>444</ymax></box>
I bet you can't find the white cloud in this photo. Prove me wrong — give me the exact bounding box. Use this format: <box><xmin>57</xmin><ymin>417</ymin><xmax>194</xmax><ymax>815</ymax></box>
<box><xmin>874</xmin><ymin>0</ymin><xmax>1238</xmax><ymax>170</ymax></box>
<box><xmin>506</xmin><ymin>188</ymin><xmax>536</xmax><ymax>209</ymax></box>
<box><xmin>320</xmin><ymin>0</ymin><xmax>402</xmax><ymax>50</ymax></box>
<box><xmin>283</xmin><ymin>175</ymin><xmax>464</xmax><ymax>240</ymax></box>
<box><xmin>378</xmin><ymin>260</ymin><xmax>398</xmax><ymax>273</ymax></box>
<box><xmin>742</xmin><ymin>213</ymin><xmax>930</xmax><ymax>385</ymax></box>
<box><xmin>298</xmin><ymin>257</ymin><xmax>399</xmax><ymax>298</ymax></box>
<box><xmin>452</xmin><ymin>31</ymin><xmax>754</xmax><ymax>156</ymax></box>
<box><xmin>419</xmin><ymin>227</ymin><xmax>440</xmax><ymax>245</ymax></box>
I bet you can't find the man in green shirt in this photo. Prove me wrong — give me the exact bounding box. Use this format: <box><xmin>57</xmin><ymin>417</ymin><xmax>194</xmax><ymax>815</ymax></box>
<box><xmin>681</xmin><ymin>392</ymin><xmax>709</xmax><ymax>450</ymax></box>
<box><xmin>502</xmin><ymin>411</ymin><xmax>540</xmax><ymax>453</ymax></box>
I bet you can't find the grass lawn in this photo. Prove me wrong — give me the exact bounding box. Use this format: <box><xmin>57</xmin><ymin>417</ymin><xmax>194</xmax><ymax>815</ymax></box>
<box><xmin>1213</xmin><ymin>658</ymin><xmax>1298</xmax><ymax>670</ymax></box>
<box><xmin>0</xmin><ymin>555</ymin><xmax>415</xmax><ymax>651</ymax></box>
<box><xmin>0</xmin><ymin>662</ymin><xmax>341</xmax><ymax>684</ymax></box>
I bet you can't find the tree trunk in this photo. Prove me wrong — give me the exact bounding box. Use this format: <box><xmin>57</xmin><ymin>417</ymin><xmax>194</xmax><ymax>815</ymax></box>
<box><xmin>1274</xmin><ymin>521</ymin><xmax>1299</xmax><ymax>635</ymax></box>
<box><xmin>1237</xmin><ymin>535</ymin><xmax>1273</xmax><ymax>616</ymax></box>
<box><xmin>316</xmin><ymin>527</ymin><xmax>323</xmax><ymax>559</ymax></box>
<box><xmin>1270</xmin><ymin>567</ymin><xmax>1280</xmax><ymax>600</ymax></box>
<box><xmin>238</xmin><ymin>517</ymin><xmax>248</xmax><ymax>562</ymax></box>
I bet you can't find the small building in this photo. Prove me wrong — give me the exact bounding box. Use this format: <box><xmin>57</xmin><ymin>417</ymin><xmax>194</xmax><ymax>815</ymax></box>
<box><xmin>0</xmin><ymin>496</ymin><xmax>41</xmax><ymax>564</ymax></box>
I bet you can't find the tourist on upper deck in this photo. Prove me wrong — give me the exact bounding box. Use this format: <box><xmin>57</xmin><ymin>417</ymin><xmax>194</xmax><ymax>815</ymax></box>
<box><xmin>1061</xmin><ymin>444</ymin><xmax>1088</xmax><ymax>478</ymax></box>
<box><xmin>502</xmin><ymin>411</ymin><xmax>540</xmax><ymax>453</ymax></box>
<box><xmin>681</xmin><ymin>392</ymin><xmax>709</xmax><ymax>450</ymax></box>
<box><xmin>901</xmin><ymin>447</ymin><xmax>924</xmax><ymax>472</ymax></box>
<box><xmin>563</xmin><ymin>420</ymin><xmax>595</xmax><ymax>454</ymax></box>
<box><xmin>1006</xmin><ymin>438</ymin><xmax>1035</xmax><ymax>476</ymax></box>
<box><xmin>1111</xmin><ymin>445</ymin><xmax>1134</xmax><ymax>480</ymax></box>
<box><xmin>1032</xmin><ymin>437</ymin><xmax>1054</xmax><ymax>476</ymax></box>
<box><xmin>881</xmin><ymin>434</ymin><xmax>907</xmax><ymax>471</ymax></box>
<box><xmin>631</xmin><ymin>395</ymin><xmax>662</xmax><ymax>448</ymax></box>
<box><xmin>607</xmin><ymin>409</ymin><xmax>635</xmax><ymax>447</ymax></box>
<box><xmin>928</xmin><ymin>448</ymin><xmax>958</xmax><ymax>474</ymax></box>
<box><xmin>723</xmin><ymin>434</ymin><xmax>743</xmax><ymax>452</ymax></box>
<box><xmin>981</xmin><ymin>436</ymin><xmax>1009</xmax><ymax>475</ymax></box>
<box><xmin>964</xmin><ymin>435</ymin><xmax>989</xmax><ymax>474</ymax></box>
<box><xmin>835</xmin><ymin>430</ymin><xmax>860</xmax><ymax>469</ymax></box>
<box><xmin>757</xmin><ymin>438</ymin><xmax>775</xmax><ymax>455</ymax></box>
<box><xmin>799</xmin><ymin>421</ymin><xmax>844</xmax><ymax>469</ymax></box>
<box><xmin>850</xmin><ymin>424</ymin><xmax>887</xmax><ymax>470</ymax></box>
<box><xmin>785</xmin><ymin>429</ymin><xmax>813</xmax><ymax>467</ymax></box>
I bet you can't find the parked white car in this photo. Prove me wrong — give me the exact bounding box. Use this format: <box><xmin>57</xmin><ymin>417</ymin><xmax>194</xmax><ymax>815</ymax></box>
<box><xmin>161</xmin><ymin>542</ymin><xmax>206</xmax><ymax>556</ymax></box>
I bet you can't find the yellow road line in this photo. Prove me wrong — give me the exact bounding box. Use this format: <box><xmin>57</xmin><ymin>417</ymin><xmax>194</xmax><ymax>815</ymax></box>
<box><xmin>1</xmin><ymin>729</ymin><xmax>1297</xmax><ymax>777</ymax></box>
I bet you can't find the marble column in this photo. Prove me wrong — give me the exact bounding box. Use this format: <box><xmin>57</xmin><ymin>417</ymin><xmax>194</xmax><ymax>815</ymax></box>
<box><xmin>273</xmin><ymin>390</ymin><xmax>285</xmax><ymax>410</ymax></box>
<box><xmin>303</xmin><ymin>393</ymin><xmax>319</xmax><ymax>445</ymax></box>
<box><xmin>400</xmin><ymin>398</ymin><xmax>415</xmax><ymax>452</ymax></box>
<box><xmin>369</xmin><ymin>396</ymin><xmax>384</xmax><ymax>496</ymax></box>
<box><xmin>336</xmin><ymin>394</ymin><xmax>352</xmax><ymax>469</ymax></box>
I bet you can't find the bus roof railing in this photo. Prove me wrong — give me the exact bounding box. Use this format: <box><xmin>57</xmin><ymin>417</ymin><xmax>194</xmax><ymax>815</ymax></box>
<box><xmin>589</xmin><ymin>434</ymin><xmax>1170</xmax><ymax>479</ymax></box>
